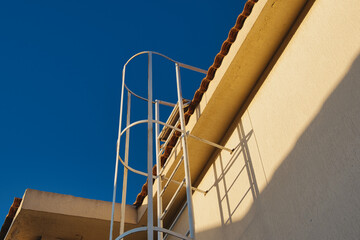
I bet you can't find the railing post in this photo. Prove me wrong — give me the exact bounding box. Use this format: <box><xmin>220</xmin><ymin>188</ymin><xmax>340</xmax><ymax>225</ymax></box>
<box><xmin>119</xmin><ymin>91</ymin><xmax>131</xmax><ymax>237</ymax></box>
<box><xmin>155</xmin><ymin>100</ymin><xmax>163</xmax><ymax>240</ymax></box>
<box><xmin>112</xmin><ymin>52</ymin><xmax>208</xmax><ymax>240</ymax></box>
<box><xmin>175</xmin><ymin>63</ymin><xmax>196</xmax><ymax>239</ymax></box>
<box><xmin>147</xmin><ymin>52</ymin><xmax>154</xmax><ymax>240</ymax></box>
<box><xmin>110</xmin><ymin>64</ymin><xmax>127</xmax><ymax>240</ymax></box>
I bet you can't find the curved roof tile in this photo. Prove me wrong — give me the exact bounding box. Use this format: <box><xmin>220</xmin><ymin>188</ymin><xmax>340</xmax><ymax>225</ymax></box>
<box><xmin>133</xmin><ymin>0</ymin><xmax>258</xmax><ymax>208</ymax></box>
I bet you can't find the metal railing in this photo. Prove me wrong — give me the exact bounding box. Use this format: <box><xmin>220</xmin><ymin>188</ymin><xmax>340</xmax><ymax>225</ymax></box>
<box><xmin>110</xmin><ymin>51</ymin><xmax>230</xmax><ymax>240</ymax></box>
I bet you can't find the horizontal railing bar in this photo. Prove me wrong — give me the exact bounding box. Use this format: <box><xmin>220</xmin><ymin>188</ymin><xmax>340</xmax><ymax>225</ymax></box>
<box><xmin>162</xmin><ymin>176</ymin><xmax>207</xmax><ymax>194</ymax></box>
<box><xmin>158</xmin><ymin>100</ymin><xmax>176</xmax><ymax>107</ymax></box>
<box><xmin>187</xmin><ymin>132</ymin><xmax>233</xmax><ymax>153</ymax></box>
<box><xmin>178</xmin><ymin>62</ymin><xmax>208</xmax><ymax>74</ymax></box>
<box><xmin>154</xmin><ymin>120</ymin><xmax>185</xmax><ymax>134</ymax></box>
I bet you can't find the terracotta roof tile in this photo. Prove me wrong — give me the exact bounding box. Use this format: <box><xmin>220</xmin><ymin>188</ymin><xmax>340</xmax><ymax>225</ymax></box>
<box><xmin>133</xmin><ymin>0</ymin><xmax>258</xmax><ymax>208</ymax></box>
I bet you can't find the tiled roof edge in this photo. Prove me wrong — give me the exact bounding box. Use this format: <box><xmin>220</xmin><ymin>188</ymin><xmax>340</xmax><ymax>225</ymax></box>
<box><xmin>133</xmin><ymin>0</ymin><xmax>259</xmax><ymax>208</ymax></box>
<box><xmin>0</xmin><ymin>198</ymin><xmax>22</xmax><ymax>240</ymax></box>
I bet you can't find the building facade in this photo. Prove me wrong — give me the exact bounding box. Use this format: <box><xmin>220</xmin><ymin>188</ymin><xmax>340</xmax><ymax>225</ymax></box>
<box><xmin>2</xmin><ymin>0</ymin><xmax>360</xmax><ymax>239</ymax></box>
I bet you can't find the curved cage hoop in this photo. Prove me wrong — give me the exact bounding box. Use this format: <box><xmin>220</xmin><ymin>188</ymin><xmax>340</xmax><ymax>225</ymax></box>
<box><xmin>110</xmin><ymin>51</ymin><xmax>208</xmax><ymax>240</ymax></box>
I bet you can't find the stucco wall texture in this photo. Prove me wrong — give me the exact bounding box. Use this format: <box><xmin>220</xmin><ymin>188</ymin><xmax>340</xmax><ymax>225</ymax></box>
<box><xmin>170</xmin><ymin>0</ymin><xmax>360</xmax><ymax>239</ymax></box>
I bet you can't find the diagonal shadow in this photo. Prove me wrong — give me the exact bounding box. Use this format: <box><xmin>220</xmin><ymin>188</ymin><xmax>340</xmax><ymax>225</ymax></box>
<box><xmin>195</xmin><ymin>53</ymin><xmax>360</xmax><ymax>240</ymax></box>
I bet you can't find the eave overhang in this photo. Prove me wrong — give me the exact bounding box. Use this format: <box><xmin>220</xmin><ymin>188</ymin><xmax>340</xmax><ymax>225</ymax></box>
<box><xmin>3</xmin><ymin>189</ymin><xmax>145</xmax><ymax>240</ymax></box>
<box><xmin>136</xmin><ymin>0</ymin><xmax>312</xmax><ymax>224</ymax></box>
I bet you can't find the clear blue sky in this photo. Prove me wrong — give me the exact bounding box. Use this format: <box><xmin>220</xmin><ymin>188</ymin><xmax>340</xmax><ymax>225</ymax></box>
<box><xmin>0</xmin><ymin>0</ymin><xmax>246</xmax><ymax>224</ymax></box>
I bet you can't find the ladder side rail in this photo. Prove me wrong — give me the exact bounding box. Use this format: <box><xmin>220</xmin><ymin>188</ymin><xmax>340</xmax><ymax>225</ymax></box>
<box><xmin>155</xmin><ymin>100</ymin><xmax>163</xmax><ymax>240</ymax></box>
<box><xmin>175</xmin><ymin>63</ymin><xmax>196</xmax><ymax>239</ymax></box>
<box><xmin>147</xmin><ymin>52</ymin><xmax>154</xmax><ymax>240</ymax></box>
<box><xmin>163</xmin><ymin>202</ymin><xmax>188</xmax><ymax>240</ymax></box>
<box><xmin>110</xmin><ymin>63</ymin><xmax>127</xmax><ymax>240</ymax></box>
<box><xmin>161</xmin><ymin>179</ymin><xmax>185</xmax><ymax>220</ymax></box>
<box><xmin>112</xmin><ymin>51</ymin><xmax>209</xmax><ymax>240</ymax></box>
<box><xmin>119</xmin><ymin>91</ymin><xmax>131</xmax><ymax>237</ymax></box>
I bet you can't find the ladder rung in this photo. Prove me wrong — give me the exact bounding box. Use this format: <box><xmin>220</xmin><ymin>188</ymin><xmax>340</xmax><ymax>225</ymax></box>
<box><xmin>163</xmin><ymin>202</ymin><xmax>188</xmax><ymax>240</ymax></box>
<box><xmin>161</xmin><ymin>179</ymin><xmax>185</xmax><ymax>220</ymax></box>
<box><xmin>157</xmin><ymin>145</ymin><xmax>165</xmax><ymax>157</ymax></box>
<box><xmin>159</xmin><ymin>137</ymin><xmax>183</xmax><ymax>175</ymax></box>
<box><xmin>161</xmin><ymin>122</ymin><xmax>177</xmax><ymax>147</ymax></box>
<box><xmin>160</xmin><ymin>156</ymin><xmax>184</xmax><ymax>197</ymax></box>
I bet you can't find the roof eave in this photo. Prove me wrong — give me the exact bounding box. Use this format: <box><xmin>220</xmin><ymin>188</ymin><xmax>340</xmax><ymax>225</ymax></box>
<box><xmin>135</xmin><ymin>0</ymin><xmax>312</xmax><ymax>220</ymax></box>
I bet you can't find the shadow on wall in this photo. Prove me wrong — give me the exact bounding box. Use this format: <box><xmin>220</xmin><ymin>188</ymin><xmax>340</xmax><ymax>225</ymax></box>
<box><xmin>211</xmin><ymin>124</ymin><xmax>259</xmax><ymax>227</ymax></box>
<box><xmin>197</xmin><ymin>54</ymin><xmax>360</xmax><ymax>240</ymax></box>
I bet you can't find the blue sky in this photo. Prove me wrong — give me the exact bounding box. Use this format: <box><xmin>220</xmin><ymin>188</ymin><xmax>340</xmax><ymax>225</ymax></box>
<box><xmin>0</xmin><ymin>0</ymin><xmax>246</xmax><ymax>224</ymax></box>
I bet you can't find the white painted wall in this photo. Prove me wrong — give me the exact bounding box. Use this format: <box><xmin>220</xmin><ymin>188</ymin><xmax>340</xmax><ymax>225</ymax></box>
<box><xmin>169</xmin><ymin>0</ymin><xmax>360</xmax><ymax>239</ymax></box>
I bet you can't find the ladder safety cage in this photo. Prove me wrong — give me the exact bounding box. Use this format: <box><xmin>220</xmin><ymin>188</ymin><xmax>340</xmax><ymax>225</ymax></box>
<box><xmin>110</xmin><ymin>51</ymin><xmax>228</xmax><ymax>240</ymax></box>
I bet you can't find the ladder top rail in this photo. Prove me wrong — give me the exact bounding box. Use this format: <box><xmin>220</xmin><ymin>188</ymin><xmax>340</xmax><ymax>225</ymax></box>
<box><xmin>122</xmin><ymin>51</ymin><xmax>206</xmax><ymax>109</ymax></box>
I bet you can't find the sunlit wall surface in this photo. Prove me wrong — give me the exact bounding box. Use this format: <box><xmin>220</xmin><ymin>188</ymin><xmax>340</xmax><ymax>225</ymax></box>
<box><xmin>168</xmin><ymin>0</ymin><xmax>360</xmax><ymax>239</ymax></box>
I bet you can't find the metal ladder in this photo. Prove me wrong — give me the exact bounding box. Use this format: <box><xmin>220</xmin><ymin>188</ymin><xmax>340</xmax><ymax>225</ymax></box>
<box><xmin>109</xmin><ymin>51</ymin><xmax>232</xmax><ymax>240</ymax></box>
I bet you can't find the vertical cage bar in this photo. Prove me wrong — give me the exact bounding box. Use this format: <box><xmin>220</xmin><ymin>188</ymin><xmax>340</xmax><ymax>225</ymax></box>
<box><xmin>119</xmin><ymin>91</ymin><xmax>131</xmax><ymax>237</ymax></box>
<box><xmin>155</xmin><ymin>100</ymin><xmax>163</xmax><ymax>240</ymax></box>
<box><xmin>110</xmin><ymin>65</ymin><xmax>127</xmax><ymax>240</ymax></box>
<box><xmin>147</xmin><ymin>52</ymin><xmax>154</xmax><ymax>240</ymax></box>
<box><xmin>175</xmin><ymin>63</ymin><xmax>195</xmax><ymax>239</ymax></box>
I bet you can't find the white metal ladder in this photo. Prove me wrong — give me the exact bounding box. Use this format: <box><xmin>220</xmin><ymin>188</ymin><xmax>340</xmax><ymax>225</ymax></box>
<box><xmin>110</xmin><ymin>51</ymin><xmax>232</xmax><ymax>240</ymax></box>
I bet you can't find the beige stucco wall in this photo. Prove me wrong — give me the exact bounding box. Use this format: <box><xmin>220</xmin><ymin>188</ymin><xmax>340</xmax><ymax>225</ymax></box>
<box><xmin>5</xmin><ymin>189</ymin><xmax>146</xmax><ymax>240</ymax></box>
<box><xmin>169</xmin><ymin>0</ymin><xmax>360</xmax><ymax>239</ymax></box>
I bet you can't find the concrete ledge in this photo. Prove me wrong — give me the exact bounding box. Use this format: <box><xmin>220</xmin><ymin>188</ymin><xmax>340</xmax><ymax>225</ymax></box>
<box><xmin>5</xmin><ymin>189</ymin><xmax>145</xmax><ymax>240</ymax></box>
<box><xmin>20</xmin><ymin>189</ymin><xmax>137</xmax><ymax>224</ymax></box>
